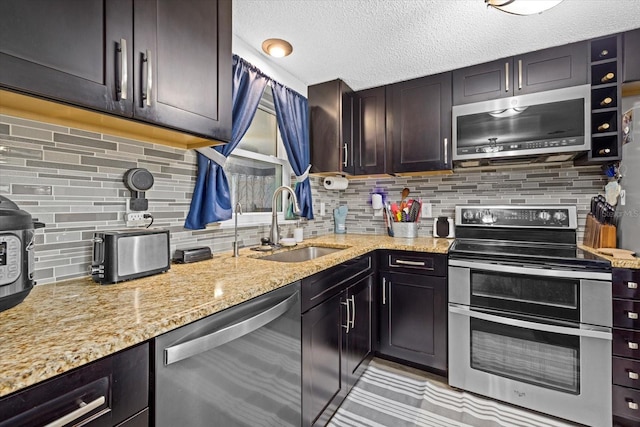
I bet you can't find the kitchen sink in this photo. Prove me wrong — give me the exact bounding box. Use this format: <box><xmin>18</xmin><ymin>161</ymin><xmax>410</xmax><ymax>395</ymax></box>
<box><xmin>257</xmin><ymin>246</ymin><xmax>345</xmax><ymax>263</ymax></box>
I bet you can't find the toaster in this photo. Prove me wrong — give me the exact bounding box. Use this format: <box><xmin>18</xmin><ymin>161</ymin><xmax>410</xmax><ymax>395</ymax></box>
<box><xmin>91</xmin><ymin>229</ymin><xmax>170</xmax><ymax>284</ymax></box>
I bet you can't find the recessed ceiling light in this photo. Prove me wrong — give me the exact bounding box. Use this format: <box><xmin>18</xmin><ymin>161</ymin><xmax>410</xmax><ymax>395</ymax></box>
<box><xmin>485</xmin><ymin>0</ymin><xmax>564</xmax><ymax>15</ymax></box>
<box><xmin>262</xmin><ymin>38</ymin><xmax>293</xmax><ymax>58</ymax></box>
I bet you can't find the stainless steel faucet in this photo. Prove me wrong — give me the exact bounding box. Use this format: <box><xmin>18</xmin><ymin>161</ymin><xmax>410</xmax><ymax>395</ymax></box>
<box><xmin>270</xmin><ymin>186</ymin><xmax>301</xmax><ymax>245</ymax></box>
<box><xmin>232</xmin><ymin>202</ymin><xmax>242</xmax><ymax>257</ymax></box>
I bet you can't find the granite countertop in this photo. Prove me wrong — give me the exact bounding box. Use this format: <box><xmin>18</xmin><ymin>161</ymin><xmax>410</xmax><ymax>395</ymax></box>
<box><xmin>579</xmin><ymin>244</ymin><xmax>640</xmax><ymax>269</ymax></box>
<box><xmin>0</xmin><ymin>233</ymin><xmax>452</xmax><ymax>398</ymax></box>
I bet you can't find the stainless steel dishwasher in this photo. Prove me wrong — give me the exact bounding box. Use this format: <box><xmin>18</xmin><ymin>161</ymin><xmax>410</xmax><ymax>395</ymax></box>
<box><xmin>154</xmin><ymin>282</ymin><xmax>301</xmax><ymax>427</ymax></box>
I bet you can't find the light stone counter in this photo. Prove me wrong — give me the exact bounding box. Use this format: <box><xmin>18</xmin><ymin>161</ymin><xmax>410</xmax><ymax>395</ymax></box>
<box><xmin>0</xmin><ymin>233</ymin><xmax>452</xmax><ymax>398</ymax></box>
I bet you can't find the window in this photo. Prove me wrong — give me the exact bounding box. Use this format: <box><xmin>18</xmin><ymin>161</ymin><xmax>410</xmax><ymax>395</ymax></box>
<box><xmin>220</xmin><ymin>86</ymin><xmax>292</xmax><ymax>227</ymax></box>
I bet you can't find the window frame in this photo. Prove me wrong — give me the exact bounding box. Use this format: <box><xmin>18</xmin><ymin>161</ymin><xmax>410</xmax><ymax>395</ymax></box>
<box><xmin>213</xmin><ymin>92</ymin><xmax>295</xmax><ymax>229</ymax></box>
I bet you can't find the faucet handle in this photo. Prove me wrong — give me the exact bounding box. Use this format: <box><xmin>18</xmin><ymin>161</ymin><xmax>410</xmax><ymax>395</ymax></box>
<box><xmin>260</xmin><ymin>237</ymin><xmax>271</xmax><ymax>246</ymax></box>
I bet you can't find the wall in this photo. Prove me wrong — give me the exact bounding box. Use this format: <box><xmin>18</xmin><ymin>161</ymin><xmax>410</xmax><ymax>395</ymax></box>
<box><xmin>0</xmin><ymin>113</ymin><xmax>607</xmax><ymax>284</ymax></box>
<box><xmin>324</xmin><ymin>166</ymin><xmax>606</xmax><ymax>240</ymax></box>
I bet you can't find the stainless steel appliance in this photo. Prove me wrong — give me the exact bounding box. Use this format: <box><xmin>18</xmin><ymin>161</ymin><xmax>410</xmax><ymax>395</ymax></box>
<box><xmin>154</xmin><ymin>282</ymin><xmax>301</xmax><ymax>427</ymax></box>
<box><xmin>448</xmin><ymin>205</ymin><xmax>612</xmax><ymax>427</ymax></box>
<box><xmin>90</xmin><ymin>229</ymin><xmax>170</xmax><ymax>284</ymax></box>
<box><xmin>452</xmin><ymin>85</ymin><xmax>591</xmax><ymax>166</ymax></box>
<box><xmin>0</xmin><ymin>195</ymin><xmax>44</xmax><ymax>312</ymax></box>
<box><xmin>618</xmin><ymin>104</ymin><xmax>640</xmax><ymax>254</ymax></box>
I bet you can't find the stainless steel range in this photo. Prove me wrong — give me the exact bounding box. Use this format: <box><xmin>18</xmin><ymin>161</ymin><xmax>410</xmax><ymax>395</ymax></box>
<box><xmin>448</xmin><ymin>205</ymin><xmax>612</xmax><ymax>427</ymax></box>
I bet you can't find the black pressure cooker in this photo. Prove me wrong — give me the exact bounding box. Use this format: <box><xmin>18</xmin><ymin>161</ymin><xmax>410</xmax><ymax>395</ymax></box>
<box><xmin>0</xmin><ymin>196</ymin><xmax>45</xmax><ymax>312</ymax></box>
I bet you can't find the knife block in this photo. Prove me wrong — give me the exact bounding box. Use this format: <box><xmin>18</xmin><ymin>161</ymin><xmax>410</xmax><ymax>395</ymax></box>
<box><xmin>584</xmin><ymin>213</ymin><xmax>617</xmax><ymax>249</ymax></box>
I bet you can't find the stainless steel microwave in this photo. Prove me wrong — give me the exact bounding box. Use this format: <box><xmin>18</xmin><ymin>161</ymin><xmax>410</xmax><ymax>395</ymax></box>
<box><xmin>452</xmin><ymin>85</ymin><xmax>591</xmax><ymax>166</ymax></box>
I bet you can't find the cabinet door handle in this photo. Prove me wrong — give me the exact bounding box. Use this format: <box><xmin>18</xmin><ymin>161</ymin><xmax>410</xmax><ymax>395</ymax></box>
<box><xmin>395</xmin><ymin>259</ymin><xmax>425</xmax><ymax>267</ymax></box>
<box><xmin>518</xmin><ymin>59</ymin><xmax>523</xmax><ymax>90</ymax></box>
<box><xmin>343</xmin><ymin>143</ymin><xmax>348</xmax><ymax>168</ymax></box>
<box><xmin>341</xmin><ymin>299</ymin><xmax>350</xmax><ymax>333</ymax></box>
<box><xmin>119</xmin><ymin>38</ymin><xmax>128</xmax><ymax>100</ymax></box>
<box><xmin>628</xmin><ymin>371</ymin><xmax>639</xmax><ymax>380</ymax></box>
<box><xmin>629</xmin><ymin>341</ymin><xmax>639</xmax><ymax>350</ymax></box>
<box><xmin>349</xmin><ymin>295</ymin><xmax>355</xmax><ymax>328</ymax></box>
<box><xmin>505</xmin><ymin>62</ymin><xmax>509</xmax><ymax>92</ymax></box>
<box><xmin>629</xmin><ymin>401</ymin><xmax>639</xmax><ymax>411</ymax></box>
<box><xmin>142</xmin><ymin>49</ymin><xmax>152</xmax><ymax>107</ymax></box>
<box><xmin>629</xmin><ymin>281</ymin><xmax>639</xmax><ymax>289</ymax></box>
<box><xmin>443</xmin><ymin>138</ymin><xmax>448</xmax><ymax>165</ymax></box>
<box><xmin>382</xmin><ymin>277</ymin><xmax>386</xmax><ymax>305</ymax></box>
<box><xmin>628</xmin><ymin>312</ymin><xmax>639</xmax><ymax>320</ymax></box>
<box><xmin>44</xmin><ymin>396</ymin><xmax>106</xmax><ymax>427</ymax></box>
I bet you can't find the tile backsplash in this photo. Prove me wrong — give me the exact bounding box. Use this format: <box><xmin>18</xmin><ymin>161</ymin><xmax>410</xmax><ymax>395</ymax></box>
<box><xmin>0</xmin><ymin>114</ymin><xmax>607</xmax><ymax>284</ymax></box>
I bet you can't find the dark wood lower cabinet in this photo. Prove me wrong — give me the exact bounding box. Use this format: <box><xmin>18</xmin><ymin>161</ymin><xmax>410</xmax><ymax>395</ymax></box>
<box><xmin>378</xmin><ymin>271</ymin><xmax>447</xmax><ymax>373</ymax></box>
<box><xmin>612</xmin><ymin>268</ymin><xmax>640</xmax><ymax>427</ymax></box>
<box><xmin>301</xmin><ymin>255</ymin><xmax>374</xmax><ymax>427</ymax></box>
<box><xmin>0</xmin><ymin>343</ymin><xmax>149</xmax><ymax>427</ymax></box>
<box><xmin>377</xmin><ymin>251</ymin><xmax>447</xmax><ymax>374</ymax></box>
<box><xmin>302</xmin><ymin>292</ymin><xmax>346</xmax><ymax>427</ymax></box>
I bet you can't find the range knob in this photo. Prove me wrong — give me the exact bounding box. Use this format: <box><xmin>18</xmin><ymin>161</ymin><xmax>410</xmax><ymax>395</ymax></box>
<box><xmin>463</xmin><ymin>210</ymin><xmax>475</xmax><ymax>220</ymax></box>
<box><xmin>538</xmin><ymin>211</ymin><xmax>551</xmax><ymax>221</ymax></box>
<box><xmin>481</xmin><ymin>210</ymin><xmax>496</xmax><ymax>224</ymax></box>
<box><xmin>553</xmin><ymin>211</ymin><xmax>568</xmax><ymax>222</ymax></box>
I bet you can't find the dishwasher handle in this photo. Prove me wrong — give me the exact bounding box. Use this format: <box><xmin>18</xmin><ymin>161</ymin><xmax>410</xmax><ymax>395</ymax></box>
<box><xmin>164</xmin><ymin>291</ymin><xmax>299</xmax><ymax>366</ymax></box>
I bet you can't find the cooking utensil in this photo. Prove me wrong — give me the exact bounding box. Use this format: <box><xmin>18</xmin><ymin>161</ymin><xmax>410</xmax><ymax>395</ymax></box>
<box><xmin>401</xmin><ymin>188</ymin><xmax>410</xmax><ymax>209</ymax></box>
<box><xmin>408</xmin><ymin>200</ymin><xmax>421</xmax><ymax>222</ymax></box>
<box><xmin>384</xmin><ymin>203</ymin><xmax>394</xmax><ymax>237</ymax></box>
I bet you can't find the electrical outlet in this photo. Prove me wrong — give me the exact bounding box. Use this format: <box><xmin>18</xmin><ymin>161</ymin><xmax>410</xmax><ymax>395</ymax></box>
<box><xmin>320</xmin><ymin>202</ymin><xmax>326</xmax><ymax>216</ymax></box>
<box><xmin>124</xmin><ymin>212</ymin><xmax>148</xmax><ymax>227</ymax></box>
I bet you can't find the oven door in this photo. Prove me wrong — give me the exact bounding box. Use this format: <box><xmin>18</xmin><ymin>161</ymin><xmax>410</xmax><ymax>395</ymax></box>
<box><xmin>448</xmin><ymin>261</ymin><xmax>612</xmax><ymax>427</ymax></box>
<box><xmin>449</xmin><ymin>259</ymin><xmax>612</xmax><ymax>326</ymax></box>
<box><xmin>448</xmin><ymin>304</ymin><xmax>611</xmax><ymax>427</ymax></box>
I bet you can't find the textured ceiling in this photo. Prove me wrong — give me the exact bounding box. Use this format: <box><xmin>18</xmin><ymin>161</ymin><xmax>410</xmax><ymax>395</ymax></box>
<box><xmin>233</xmin><ymin>0</ymin><xmax>640</xmax><ymax>91</ymax></box>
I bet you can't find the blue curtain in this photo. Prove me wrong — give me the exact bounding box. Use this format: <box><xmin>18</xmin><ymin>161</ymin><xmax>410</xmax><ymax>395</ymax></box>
<box><xmin>185</xmin><ymin>55</ymin><xmax>269</xmax><ymax>229</ymax></box>
<box><xmin>272</xmin><ymin>82</ymin><xmax>314</xmax><ymax>219</ymax></box>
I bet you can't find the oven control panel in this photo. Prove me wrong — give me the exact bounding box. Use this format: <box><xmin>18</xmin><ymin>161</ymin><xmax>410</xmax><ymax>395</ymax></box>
<box><xmin>0</xmin><ymin>234</ymin><xmax>22</xmax><ymax>286</ymax></box>
<box><xmin>456</xmin><ymin>206</ymin><xmax>576</xmax><ymax>228</ymax></box>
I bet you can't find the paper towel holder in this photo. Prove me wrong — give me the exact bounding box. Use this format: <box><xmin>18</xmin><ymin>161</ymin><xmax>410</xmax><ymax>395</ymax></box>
<box><xmin>323</xmin><ymin>175</ymin><xmax>349</xmax><ymax>190</ymax></box>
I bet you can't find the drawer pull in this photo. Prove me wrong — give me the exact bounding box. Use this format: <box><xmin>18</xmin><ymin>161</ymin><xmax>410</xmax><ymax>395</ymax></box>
<box><xmin>395</xmin><ymin>260</ymin><xmax>425</xmax><ymax>267</ymax></box>
<box><xmin>629</xmin><ymin>371</ymin><xmax>639</xmax><ymax>380</ymax></box>
<box><xmin>629</xmin><ymin>281</ymin><xmax>639</xmax><ymax>289</ymax></box>
<box><xmin>629</xmin><ymin>342</ymin><xmax>639</xmax><ymax>350</ymax></box>
<box><xmin>629</xmin><ymin>312</ymin><xmax>639</xmax><ymax>320</ymax></box>
<box><xmin>44</xmin><ymin>396</ymin><xmax>106</xmax><ymax>427</ymax></box>
<box><xmin>629</xmin><ymin>401</ymin><xmax>639</xmax><ymax>411</ymax></box>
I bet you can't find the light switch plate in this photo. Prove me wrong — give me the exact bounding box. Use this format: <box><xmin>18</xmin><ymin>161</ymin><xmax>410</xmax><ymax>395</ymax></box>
<box><xmin>422</xmin><ymin>203</ymin><xmax>433</xmax><ymax>218</ymax></box>
<box><xmin>320</xmin><ymin>202</ymin><xmax>326</xmax><ymax>216</ymax></box>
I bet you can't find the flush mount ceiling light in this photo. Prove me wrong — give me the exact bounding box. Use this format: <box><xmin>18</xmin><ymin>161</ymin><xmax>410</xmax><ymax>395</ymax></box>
<box><xmin>261</xmin><ymin>38</ymin><xmax>293</xmax><ymax>58</ymax></box>
<box><xmin>485</xmin><ymin>0</ymin><xmax>564</xmax><ymax>15</ymax></box>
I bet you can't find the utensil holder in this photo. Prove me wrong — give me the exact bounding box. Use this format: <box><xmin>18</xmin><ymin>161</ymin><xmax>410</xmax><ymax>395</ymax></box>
<box><xmin>392</xmin><ymin>222</ymin><xmax>418</xmax><ymax>238</ymax></box>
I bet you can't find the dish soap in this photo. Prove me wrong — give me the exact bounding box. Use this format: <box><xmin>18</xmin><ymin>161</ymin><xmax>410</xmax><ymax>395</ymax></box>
<box><xmin>334</xmin><ymin>205</ymin><xmax>348</xmax><ymax>234</ymax></box>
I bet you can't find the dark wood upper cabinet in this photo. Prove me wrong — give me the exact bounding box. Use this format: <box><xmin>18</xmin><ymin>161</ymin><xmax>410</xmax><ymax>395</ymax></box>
<box><xmin>133</xmin><ymin>0</ymin><xmax>231</xmax><ymax>142</ymax></box>
<box><xmin>0</xmin><ymin>0</ymin><xmax>232</xmax><ymax>143</ymax></box>
<box><xmin>387</xmin><ymin>73</ymin><xmax>452</xmax><ymax>173</ymax></box>
<box><xmin>0</xmin><ymin>0</ymin><xmax>133</xmax><ymax>117</ymax></box>
<box><xmin>309</xmin><ymin>79</ymin><xmax>358</xmax><ymax>175</ymax></box>
<box><xmin>453</xmin><ymin>41</ymin><xmax>588</xmax><ymax>105</ymax></box>
<box><xmin>623</xmin><ymin>28</ymin><xmax>640</xmax><ymax>83</ymax></box>
<box><xmin>356</xmin><ymin>86</ymin><xmax>386</xmax><ymax>175</ymax></box>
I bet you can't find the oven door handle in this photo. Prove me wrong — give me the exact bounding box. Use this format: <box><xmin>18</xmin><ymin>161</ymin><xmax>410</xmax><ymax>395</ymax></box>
<box><xmin>448</xmin><ymin>303</ymin><xmax>612</xmax><ymax>341</ymax></box>
<box><xmin>449</xmin><ymin>259</ymin><xmax>612</xmax><ymax>281</ymax></box>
